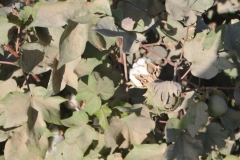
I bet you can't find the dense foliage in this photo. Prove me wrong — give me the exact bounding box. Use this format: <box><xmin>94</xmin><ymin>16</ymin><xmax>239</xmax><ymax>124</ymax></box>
<box><xmin>0</xmin><ymin>0</ymin><xmax>240</xmax><ymax>159</ymax></box>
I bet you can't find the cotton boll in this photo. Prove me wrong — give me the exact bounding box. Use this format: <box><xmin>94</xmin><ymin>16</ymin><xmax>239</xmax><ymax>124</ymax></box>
<box><xmin>132</xmin><ymin>63</ymin><xmax>139</xmax><ymax>68</ymax></box>
<box><xmin>45</xmin><ymin>125</ymin><xmax>64</xmax><ymax>158</ymax></box>
<box><xmin>129</xmin><ymin>66</ymin><xmax>150</xmax><ymax>87</ymax></box>
<box><xmin>136</xmin><ymin>57</ymin><xmax>148</xmax><ymax>66</ymax></box>
<box><xmin>65</xmin><ymin>93</ymin><xmax>80</xmax><ymax>111</ymax></box>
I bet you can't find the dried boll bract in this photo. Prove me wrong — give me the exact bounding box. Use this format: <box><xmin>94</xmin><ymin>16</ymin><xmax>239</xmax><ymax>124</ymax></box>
<box><xmin>144</xmin><ymin>81</ymin><xmax>182</xmax><ymax>111</ymax></box>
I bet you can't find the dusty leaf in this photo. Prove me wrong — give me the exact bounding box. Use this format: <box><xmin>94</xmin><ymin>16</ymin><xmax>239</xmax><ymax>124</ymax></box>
<box><xmin>58</xmin><ymin>21</ymin><xmax>87</xmax><ymax>68</ymax></box>
<box><xmin>4</xmin><ymin>125</ymin><xmax>29</xmax><ymax>160</ymax></box>
<box><xmin>74</xmin><ymin>58</ymin><xmax>102</xmax><ymax>78</ymax></box>
<box><xmin>30</xmin><ymin>1</ymin><xmax>75</xmax><ymax>27</ymax></box>
<box><xmin>105</xmin><ymin>112</ymin><xmax>155</xmax><ymax>149</ymax></box>
<box><xmin>181</xmin><ymin>102</ymin><xmax>208</xmax><ymax>138</ymax></box>
<box><xmin>46</xmin><ymin>57</ymin><xmax>81</xmax><ymax>96</ymax></box>
<box><xmin>184</xmin><ymin>26</ymin><xmax>226</xmax><ymax>79</ymax></box>
<box><xmin>31</xmin><ymin>87</ymin><xmax>66</xmax><ymax>125</ymax></box>
<box><xmin>19</xmin><ymin>43</ymin><xmax>58</xmax><ymax>74</ymax></box>
<box><xmin>53</xmin><ymin>140</ymin><xmax>84</xmax><ymax>160</ymax></box>
<box><xmin>76</xmin><ymin>72</ymin><xmax>114</xmax><ymax>115</ymax></box>
<box><xmin>121</xmin><ymin>17</ymin><xmax>135</xmax><ymax>31</ymax></box>
<box><xmin>93</xmin><ymin>16</ymin><xmax>146</xmax><ymax>54</ymax></box>
<box><xmin>0</xmin><ymin>130</ymin><xmax>9</xmax><ymax>142</ymax></box>
<box><xmin>125</xmin><ymin>144</ymin><xmax>167</xmax><ymax>160</ymax></box>
<box><xmin>95</xmin><ymin>105</ymin><xmax>112</xmax><ymax>131</ymax></box>
<box><xmin>1</xmin><ymin>91</ymin><xmax>30</xmax><ymax>128</ymax></box>
<box><xmin>198</xmin><ymin>122</ymin><xmax>229</xmax><ymax>152</ymax></box>
<box><xmin>0</xmin><ymin>78</ymin><xmax>17</xmax><ymax>100</ymax></box>
<box><xmin>60</xmin><ymin>111</ymin><xmax>98</xmax><ymax>155</ymax></box>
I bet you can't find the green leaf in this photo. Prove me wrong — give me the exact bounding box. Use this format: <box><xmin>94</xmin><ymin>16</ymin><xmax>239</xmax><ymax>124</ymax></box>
<box><xmin>118</xmin><ymin>0</ymin><xmax>163</xmax><ymax>30</ymax></box>
<box><xmin>125</xmin><ymin>144</ymin><xmax>167</xmax><ymax>160</ymax></box>
<box><xmin>58</xmin><ymin>21</ymin><xmax>88</xmax><ymax>69</ymax></box>
<box><xmin>163</xmin><ymin>132</ymin><xmax>204</xmax><ymax>160</ymax></box>
<box><xmin>184</xmin><ymin>28</ymin><xmax>227</xmax><ymax>79</ymax></box>
<box><xmin>181</xmin><ymin>102</ymin><xmax>208</xmax><ymax>138</ymax></box>
<box><xmin>198</xmin><ymin>122</ymin><xmax>229</xmax><ymax>152</ymax></box>
<box><xmin>224</xmin><ymin>20</ymin><xmax>240</xmax><ymax>57</ymax></box>
<box><xmin>0</xmin><ymin>16</ymin><xmax>15</xmax><ymax>45</ymax></box>
<box><xmin>165</xmin><ymin>118</ymin><xmax>183</xmax><ymax>143</ymax></box>
<box><xmin>61</xmin><ymin>111</ymin><xmax>89</xmax><ymax>127</ymax></box>
<box><xmin>18</xmin><ymin>6</ymin><xmax>32</xmax><ymax>23</ymax></box>
<box><xmin>31</xmin><ymin>87</ymin><xmax>66</xmax><ymax>125</ymax></box>
<box><xmin>93</xmin><ymin>16</ymin><xmax>146</xmax><ymax>54</ymax></box>
<box><xmin>95</xmin><ymin>105</ymin><xmax>112</xmax><ymax>130</ymax></box>
<box><xmin>220</xmin><ymin>108</ymin><xmax>240</xmax><ymax>138</ymax></box>
<box><xmin>76</xmin><ymin>72</ymin><xmax>114</xmax><ymax>115</ymax></box>
<box><xmin>0</xmin><ymin>91</ymin><xmax>30</xmax><ymax>128</ymax></box>
<box><xmin>74</xmin><ymin>58</ymin><xmax>102</xmax><ymax>78</ymax></box>
<box><xmin>202</xmin><ymin>24</ymin><xmax>225</xmax><ymax>51</ymax></box>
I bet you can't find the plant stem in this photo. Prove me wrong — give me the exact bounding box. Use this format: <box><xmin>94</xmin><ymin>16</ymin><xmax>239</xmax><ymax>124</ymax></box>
<box><xmin>118</xmin><ymin>38</ymin><xmax>129</xmax><ymax>102</ymax></box>
<box><xmin>180</xmin><ymin>68</ymin><xmax>191</xmax><ymax>80</ymax></box>
<box><xmin>4</xmin><ymin>44</ymin><xmax>20</xmax><ymax>59</ymax></box>
<box><xmin>141</xmin><ymin>44</ymin><xmax>175</xmax><ymax>67</ymax></box>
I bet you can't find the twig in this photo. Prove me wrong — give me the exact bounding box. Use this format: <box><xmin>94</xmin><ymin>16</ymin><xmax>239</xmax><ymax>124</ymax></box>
<box><xmin>31</xmin><ymin>74</ymin><xmax>41</xmax><ymax>82</ymax></box>
<box><xmin>173</xmin><ymin>62</ymin><xmax>178</xmax><ymax>81</ymax></box>
<box><xmin>118</xmin><ymin>38</ymin><xmax>129</xmax><ymax>102</ymax></box>
<box><xmin>4</xmin><ymin>44</ymin><xmax>20</xmax><ymax>59</ymax></box>
<box><xmin>180</xmin><ymin>68</ymin><xmax>191</xmax><ymax>80</ymax></box>
<box><xmin>141</xmin><ymin>44</ymin><xmax>175</xmax><ymax>67</ymax></box>
<box><xmin>205</xmin><ymin>86</ymin><xmax>235</xmax><ymax>90</ymax></box>
<box><xmin>0</xmin><ymin>61</ymin><xmax>19</xmax><ymax>66</ymax></box>
<box><xmin>15</xmin><ymin>26</ymin><xmax>21</xmax><ymax>53</ymax></box>
<box><xmin>182</xmin><ymin>79</ymin><xmax>198</xmax><ymax>88</ymax></box>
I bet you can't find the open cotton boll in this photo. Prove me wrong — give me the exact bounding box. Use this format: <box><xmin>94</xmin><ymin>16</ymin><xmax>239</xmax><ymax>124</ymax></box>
<box><xmin>45</xmin><ymin>125</ymin><xmax>64</xmax><ymax>158</ymax></box>
<box><xmin>129</xmin><ymin>65</ymin><xmax>150</xmax><ymax>87</ymax></box>
<box><xmin>136</xmin><ymin>57</ymin><xmax>148</xmax><ymax>66</ymax></box>
<box><xmin>65</xmin><ymin>93</ymin><xmax>80</xmax><ymax>111</ymax></box>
